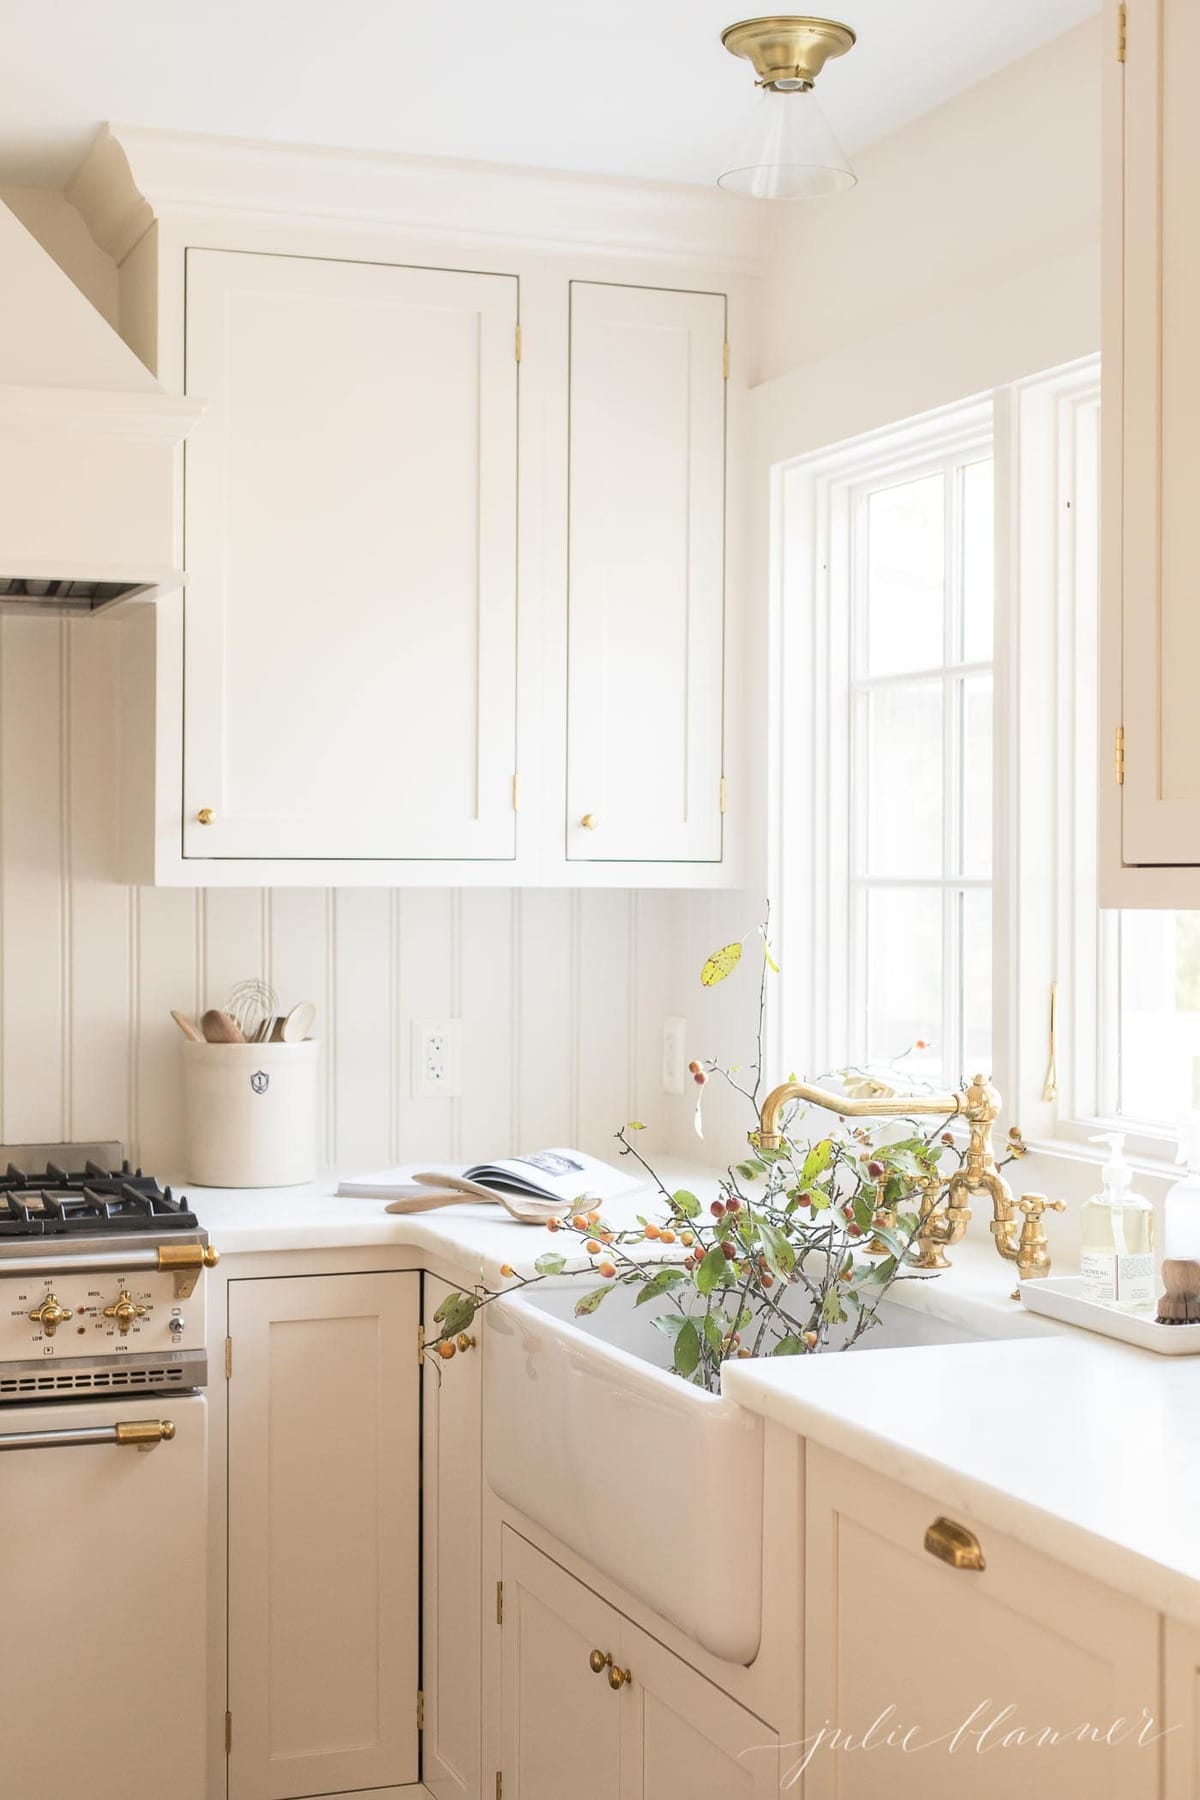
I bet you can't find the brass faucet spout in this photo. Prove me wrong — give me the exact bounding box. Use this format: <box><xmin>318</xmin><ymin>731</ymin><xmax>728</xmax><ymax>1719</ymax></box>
<box><xmin>758</xmin><ymin>1079</ymin><xmax>964</xmax><ymax>1151</ymax></box>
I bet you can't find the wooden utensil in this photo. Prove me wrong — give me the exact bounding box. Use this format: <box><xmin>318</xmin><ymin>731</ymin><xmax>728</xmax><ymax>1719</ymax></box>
<box><xmin>200</xmin><ymin>1009</ymin><xmax>246</xmax><ymax>1044</ymax></box>
<box><xmin>169</xmin><ymin>1010</ymin><xmax>204</xmax><ymax>1043</ymax></box>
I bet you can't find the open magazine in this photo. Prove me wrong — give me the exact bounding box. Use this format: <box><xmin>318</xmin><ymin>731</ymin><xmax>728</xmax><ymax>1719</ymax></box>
<box><xmin>337</xmin><ymin>1147</ymin><xmax>636</xmax><ymax>1206</ymax></box>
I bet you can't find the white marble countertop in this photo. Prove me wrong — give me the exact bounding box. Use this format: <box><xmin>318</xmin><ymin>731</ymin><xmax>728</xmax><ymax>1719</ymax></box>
<box><xmin>183</xmin><ymin>1161</ymin><xmax>1200</xmax><ymax>1630</ymax></box>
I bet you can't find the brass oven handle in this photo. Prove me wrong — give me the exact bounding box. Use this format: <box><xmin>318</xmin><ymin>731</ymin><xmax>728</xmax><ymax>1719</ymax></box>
<box><xmin>0</xmin><ymin>1244</ymin><xmax>218</xmax><ymax>1281</ymax></box>
<box><xmin>924</xmin><ymin>1516</ymin><xmax>986</xmax><ymax>1572</ymax></box>
<box><xmin>0</xmin><ymin>1419</ymin><xmax>175</xmax><ymax>1453</ymax></box>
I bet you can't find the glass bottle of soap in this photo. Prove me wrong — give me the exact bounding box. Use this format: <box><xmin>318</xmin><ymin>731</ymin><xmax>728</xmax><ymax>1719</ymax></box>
<box><xmin>1080</xmin><ymin>1131</ymin><xmax>1155</xmax><ymax>1311</ymax></box>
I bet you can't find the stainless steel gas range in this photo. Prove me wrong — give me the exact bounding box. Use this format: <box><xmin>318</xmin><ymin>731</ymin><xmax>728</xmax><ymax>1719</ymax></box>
<box><xmin>0</xmin><ymin>1142</ymin><xmax>218</xmax><ymax>1800</ymax></box>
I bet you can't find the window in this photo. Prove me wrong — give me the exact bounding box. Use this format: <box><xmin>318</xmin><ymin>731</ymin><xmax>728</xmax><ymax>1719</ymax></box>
<box><xmin>775</xmin><ymin>399</ymin><xmax>994</xmax><ymax>1093</ymax></box>
<box><xmin>775</xmin><ymin>355</ymin><xmax>1200</xmax><ymax>1158</ymax></box>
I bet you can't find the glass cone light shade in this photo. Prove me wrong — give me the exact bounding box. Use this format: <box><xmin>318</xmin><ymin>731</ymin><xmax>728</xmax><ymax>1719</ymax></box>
<box><xmin>718</xmin><ymin>83</ymin><xmax>856</xmax><ymax>199</ymax></box>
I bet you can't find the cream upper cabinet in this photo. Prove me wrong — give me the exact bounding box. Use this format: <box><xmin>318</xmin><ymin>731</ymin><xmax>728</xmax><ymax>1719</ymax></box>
<box><xmin>805</xmin><ymin>1444</ymin><xmax>1161</xmax><ymax>1800</ymax></box>
<box><xmin>226</xmin><ymin>1271</ymin><xmax>420</xmax><ymax>1800</ymax></box>
<box><xmin>182</xmin><ymin>249</ymin><xmax>519</xmax><ymax>862</ymax></box>
<box><xmin>565</xmin><ymin>281</ymin><xmax>727</xmax><ymax>864</ymax></box>
<box><xmin>1104</xmin><ymin>0</ymin><xmax>1200</xmax><ymax>890</ymax></box>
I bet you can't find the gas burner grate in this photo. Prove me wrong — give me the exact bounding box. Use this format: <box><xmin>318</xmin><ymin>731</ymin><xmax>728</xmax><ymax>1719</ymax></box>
<box><xmin>0</xmin><ymin>1161</ymin><xmax>198</xmax><ymax>1238</ymax></box>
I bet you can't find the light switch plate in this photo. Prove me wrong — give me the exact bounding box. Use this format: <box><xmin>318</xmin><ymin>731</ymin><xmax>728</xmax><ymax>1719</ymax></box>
<box><xmin>661</xmin><ymin>1015</ymin><xmax>687</xmax><ymax>1095</ymax></box>
<box><xmin>411</xmin><ymin>1019</ymin><xmax>462</xmax><ymax>1098</ymax></box>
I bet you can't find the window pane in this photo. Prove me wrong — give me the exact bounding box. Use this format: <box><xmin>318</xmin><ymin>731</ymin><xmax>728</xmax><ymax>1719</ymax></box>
<box><xmin>864</xmin><ymin>683</ymin><xmax>943</xmax><ymax>876</ymax></box>
<box><xmin>863</xmin><ymin>887</ymin><xmax>944</xmax><ymax>1081</ymax></box>
<box><xmin>865</xmin><ymin>473</ymin><xmax>944</xmax><ymax>676</ymax></box>
<box><xmin>961</xmin><ymin>889</ymin><xmax>993</xmax><ymax>1077</ymax></box>
<box><xmin>960</xmin><ymin>674</ymin><xmax>993</xmax><ymax>879</ymax></box>
<box><xmin>1117</xmin><ymin>911</ymin><xmax>1200</xmax><ymax>1123</ymax></box>
<box><xmin>961</xmin><ymin>458</ymin><xmax>994</xmax><ymax>662</ymax></box>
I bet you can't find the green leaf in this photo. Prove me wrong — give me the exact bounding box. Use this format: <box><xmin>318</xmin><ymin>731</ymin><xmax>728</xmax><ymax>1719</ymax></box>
<box><xmin>821</xmin><ymin>1288</ymin><xmax>847</xmax><ymax>1325</ymax></box>
<box><xmin>700</xmin><ymin>941</ymin><xmax>743</xmax><ymax>987</ymax></box>
<box><xmin>673</xmin><ymin>1317</ymin><xmax>702</xmax><ymax>1376</ymax></box>
<box><xmin>534</xmin><ymin>1252</ymin><xmax>566</xmax><ymax>1277</ymax></box>
<box><xmin>703</xmin><ymin>1313</ymin><xmax>726</xmax><ymax>1358</ymax></box>
<box><xmin>801</xmin><ymin>1140</ymin><xmax>832</xmax><ymax>1184</ymax></box>
<box><xmin>634</xmin><ymin>1268</ymin><xmax>688</xmax><ymax>1306</ymax></box>
<box><xmin>759</xmin><ymin>1219</ymin><xmax>796</xmax><ymax>1278</ymax></box>
<box><xmin>433</xmin><ymin>1292</ymin><xmax>477</xmax><ymax>1335</ymax></box>
<box><xmin>866</xmin><ymin>1226</ymin><xmax>909</xmax><ymax>1261</ymax></box>
<box><xmin>808</xmin><ymin>1188</ymin><xmax>831</xmax><ymax>1213</ymax></box>
<box><xmin>573</xmin><ymin>1286</ymin><xmax>612</xmax><ymax>1317</ymax></box>
<box><xmin>695</xmin><ymin>1245</ymin><xmax>728</xmax><ymax>1295</ymax></box>
<box><xmin>626</xmin><ymin>1120</ymin><xmax>646</xmax><ymax>1132</ymax></box>
<box><xmin>772</xmin><ymin>1334</ymin><xmax>803</xmax><ymax>1356</ymax></box>
<box><xmin>651</xmin><ymin>1313</ymin><xmax>689</xmax><ymax>1338</ymax></box>
<box><xmin>852</xmin><ymin>1191</ymin><xmax>876</xmax><ymax>1233</ymax></box>
<box><xmin>762</xmin><ymin>944</ymin><xmax>780</xmax><ymax>974</ymax></box>
<box><xmin>671</xmin><ymin>1188</ymin><xmax>701</xmax><ymax>1218</ymax></box>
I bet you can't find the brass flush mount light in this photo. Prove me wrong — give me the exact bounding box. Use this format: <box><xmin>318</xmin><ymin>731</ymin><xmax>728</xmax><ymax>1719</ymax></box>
<box><xmin>718</xmin><ymin>15</ymin><xmax>857</xmax><ymax>198</ymax></box>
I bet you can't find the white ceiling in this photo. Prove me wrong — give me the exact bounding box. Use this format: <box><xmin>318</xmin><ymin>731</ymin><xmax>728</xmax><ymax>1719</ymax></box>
<box><xmin>0</xmin><ymin>0</ymin><xmax>1100</xmax><ymax>191</ymax></box>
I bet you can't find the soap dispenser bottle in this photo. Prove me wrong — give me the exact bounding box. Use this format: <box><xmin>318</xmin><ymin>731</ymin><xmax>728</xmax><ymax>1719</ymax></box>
<box><xmin>1080</xmin><ymin>1131</ymin><xmax>1155</xmax><ymax>1310</ymax></box>
<box><xmin>1157</xmin><ymin>1114</ymin><xmax>1200</xmax><ymax>1324</ymax></box>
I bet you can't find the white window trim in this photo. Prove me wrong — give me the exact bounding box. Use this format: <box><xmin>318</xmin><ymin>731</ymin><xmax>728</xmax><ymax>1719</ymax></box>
<box><xmin>767</xmin><ymin>358</ymin><xmax>1178</xmax><ymax>1173</ymax></box>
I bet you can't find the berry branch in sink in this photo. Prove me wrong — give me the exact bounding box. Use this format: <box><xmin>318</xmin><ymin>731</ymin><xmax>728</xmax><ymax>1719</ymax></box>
<box><xmin>426</xmin><ymin>920</ymin><xmax>1025</xmax><ymax>1392</ymax></box>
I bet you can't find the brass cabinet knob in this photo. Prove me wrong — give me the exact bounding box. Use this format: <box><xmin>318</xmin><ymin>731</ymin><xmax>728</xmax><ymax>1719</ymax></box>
<box><xmin>607</xmin><ymin>1665</ymin><xmax>632</xmax><ymax>1690</ymax></box>
<box><xmin>29</xmin><ymin>1293</ymin><xmax>72</xmax><ymax>1336</ymax></box>
<box><xmin>589</xmin><ymin>1649</ymin><xmax>607</xmax><ymax>1675</ymax></box>
<box><xmin>924</xmin><ymin>1516</ymin><xmax>986</xmax><ymax>1572</ymax></box>
<box><xmin>580</xmin><ymin>813</ymin><xmax>598</xmax><ymax>830</ymax></box>
<box><xmin>196</xmin><ymin>808</ymin><xmax>215</xmax><ymax>825</ymax></box>
<box><xmin>103</xmin><ymin>1291</ymin><xmax>147</xmax><ymax>1336</ymax></box>
<box><xmin>455</xmin><ymin>1333</ymin><xmax>476</xmax><ymax>1353</ymax></box>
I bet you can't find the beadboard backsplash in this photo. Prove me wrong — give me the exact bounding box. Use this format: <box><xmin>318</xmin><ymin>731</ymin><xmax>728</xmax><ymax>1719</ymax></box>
<box><xmin>1</xmin><ymin>613</ymin><xmax>706</xmax><ymax>1175</ymax></box>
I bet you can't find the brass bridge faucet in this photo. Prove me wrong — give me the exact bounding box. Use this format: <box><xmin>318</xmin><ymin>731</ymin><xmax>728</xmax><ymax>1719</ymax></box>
<box><xmin>757</xmin><ymin>1074</ymin><xmax>1064</xmax><ymax>1282</ymax></box>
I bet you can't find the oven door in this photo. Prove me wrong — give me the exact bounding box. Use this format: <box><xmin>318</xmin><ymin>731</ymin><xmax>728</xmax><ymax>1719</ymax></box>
<box><xmin>0</xmin><ymin>1392</ymin><xmax>206</xmax><ymax>1800</ymax></box>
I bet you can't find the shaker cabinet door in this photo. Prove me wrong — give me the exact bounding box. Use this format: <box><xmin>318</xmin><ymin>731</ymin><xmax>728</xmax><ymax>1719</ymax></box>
<box><xmin>565</xmin><ymin>281</ymin><xmax>726</xmax><ymax>863</ymax></box>
<box><xmin>227</xmin><ymin>1272</ymin><xmax>420</xmax><ymax>1800</ymax></box>
<box><xmin>1113</xmin><ymin>0</ymin><xmax>1200</xmax><ymax>865</ymax></box>
<box><xmin>183</xmin><ymin>249</ymin><xmax>518</xmax><ymax>862</ymax></box>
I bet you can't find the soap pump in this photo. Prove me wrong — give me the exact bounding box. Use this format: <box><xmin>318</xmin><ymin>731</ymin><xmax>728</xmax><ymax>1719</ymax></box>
<box><xmin>1157</xmin><ymin>1113</ymin><xmax>1200</xmax><ymax>1324</ymax></box>
<box><xmin>1080</xmin><ymin>1131</ymin><xmax>1155</xmax><ymax>1311</ymax></box>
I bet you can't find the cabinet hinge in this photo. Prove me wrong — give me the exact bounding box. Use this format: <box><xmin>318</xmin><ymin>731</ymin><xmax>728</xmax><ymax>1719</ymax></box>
<box><xmin>225</xmin><ymin>1711</ymin><xmax>232</xmax><ymax>1756</ymax></box>
<box><xmin>1115</xmin><ymin>724</ymin><xmax>1125</xmax><ymax>787</ymax></box>
<box><xmin>417</xmin><ymin>1323</ymin><xmax>426</xmax><ymax>1367</ymax></box>
<box><xmin>496</xmin><ymin>1775</ymin><xmax>504</xmax><ymax>1800</ymax></box>
<box><xmin>1117</xmin><ymin>2</ymin><xmax>1126</xmax><ymax>61</ymax></box>
<box><xmin>719</xmin><ymin>776</ymin><xmax>727</xmax><ymax>815</ymax></box>
<box><xmin>224</xmin><ymin>1336</ymin><xmax>232</xmax><ymax>1380</ymax></box>
<box><xmin>417</xmin><ymin>1690</ymin><xmax>425</xmax><ymax>1731</ymax></box>
<box><xmin>511</xmin><ymin>772</ymin><xmax>520</xmax><ymax>812</ymax></box>
<box><xmin>722</xmin><ymin>341</ymin><xmax>731</xmax><ymax>380</ymax></box>
<box><xmin>515</xmin><ymin>324</ymin><xmax>522</xmax><ymax>363</ymax></box>
<box><xmin>496</xmin><ymin>1579</ymin><xmax>504</xmax><ymax>1624</ymax></box>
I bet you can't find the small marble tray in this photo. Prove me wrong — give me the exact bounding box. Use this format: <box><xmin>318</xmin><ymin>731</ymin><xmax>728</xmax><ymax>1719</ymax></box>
<box><xmin>1019</xmin><ymin>1275</ymin><xmax>1200</xmax><ymax>1354</ymax></box>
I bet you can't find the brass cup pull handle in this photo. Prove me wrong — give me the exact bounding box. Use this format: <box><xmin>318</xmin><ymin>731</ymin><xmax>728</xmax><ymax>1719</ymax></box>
<box><xmin>924</xmin><ymin>1516</ymin><xmax>986</xmax><ymax>1572</ymax></box>
<box><xmin>589</xmin><ymin>1649</ymin><xmax>608</xmax><ymax>1675</ymax></box>
<box><xmin>196</xmin><ymin>808</ymin><xmax>215</xmax><ymax>825</ymax></box>
<box><xmin>608</xmin><ymin>1665</ymin><xmax>632</xmax><ymax>1690</ymax></box>
<box><xmin>580</xmin><ymin>812</ymin><xmax>598</xmax><ymax>830</ymax></box>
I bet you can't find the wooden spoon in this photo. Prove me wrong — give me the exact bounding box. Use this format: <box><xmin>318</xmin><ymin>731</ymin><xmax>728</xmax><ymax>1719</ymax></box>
<box><xmin>200</xmin><ymin>1009</ymin><xmax>246</xmax><ymax>1044</ymax></box>
<box><xmin>169</xmin><ymin>1010</ymin><xmax>204</xmax><ymax>1043</ymax></box>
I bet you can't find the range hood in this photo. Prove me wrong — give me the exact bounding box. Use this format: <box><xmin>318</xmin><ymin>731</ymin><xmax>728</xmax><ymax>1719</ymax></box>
<box><xmin>0</xmin><ymin>195</ymin><xmax>200</xmax><ymax>614</ymax></box>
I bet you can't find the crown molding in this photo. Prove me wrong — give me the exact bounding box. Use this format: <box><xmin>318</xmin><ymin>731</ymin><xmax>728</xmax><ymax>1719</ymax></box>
<box><xmin>0</xmin><ymin>383</ymin><xmax>202</xmax><ymax>442</ymax></box>
<box><xmin>68</xmin><ymin>124</ymin><xmax>769</xmax><ymax>273</ymax></box>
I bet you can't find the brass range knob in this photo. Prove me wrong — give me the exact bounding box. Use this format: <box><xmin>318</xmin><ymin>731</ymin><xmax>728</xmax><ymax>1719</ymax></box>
<box><xmin>103</xmin><ymin>1291</ymin><xmax>147</xmax><ymax>1336</ymax></box>
<box><xmin>29</xmin><ymin>1293</ymin><xmax>72</xmax><ymax>1336</ymax></box>
<box><xmin>580</xmin><ymin>813</ymin><xmax>598</xmax><ymax>831</ymax></box>
<box><xmin>196</xmin><ymin>808</ymin><xmax>215</xmax><ymax>825</ymax></box>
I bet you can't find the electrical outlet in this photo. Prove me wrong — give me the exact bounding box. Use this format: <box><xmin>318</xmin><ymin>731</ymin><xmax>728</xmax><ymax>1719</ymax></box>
<box><xmin>411</xmin><ymin>1019</ymin><xmax>462</xmax><ymax>1099</ymax></box>
<box><xmin>661</xmin><ymin>1015</ymin><xmax>687</xmax><ymax>1095</ymax></box>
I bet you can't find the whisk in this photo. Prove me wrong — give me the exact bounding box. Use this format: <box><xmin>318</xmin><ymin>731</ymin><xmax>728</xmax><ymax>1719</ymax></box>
<box><xmin>225</xmin><ymin>979</ymin><xmax>279</xmax><ymax>1044</ymax></box>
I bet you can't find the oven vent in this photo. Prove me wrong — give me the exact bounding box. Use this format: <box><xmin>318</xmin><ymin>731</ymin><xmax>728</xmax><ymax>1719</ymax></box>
<box><xmin>0</xmin><ymin>1363</ymin><xmax>189</xmax><ymax>1396</ymax></box>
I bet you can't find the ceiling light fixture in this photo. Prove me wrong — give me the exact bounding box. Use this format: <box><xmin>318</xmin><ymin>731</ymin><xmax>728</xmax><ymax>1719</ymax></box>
<box><xmin>718</xmin><ymin>15</ymin><xmax>857</xmax><ymax>199</ymax></box>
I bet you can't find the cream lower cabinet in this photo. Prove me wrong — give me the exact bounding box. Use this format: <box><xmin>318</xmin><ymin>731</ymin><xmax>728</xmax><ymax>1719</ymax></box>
<box><xmin>1165</xmin><ymin>1619</ymin><xmax>1200</xmax><ymax>1800</ymax></box>
<box><xmin>226</xmin><ymin>1272</ymin><xmax>420</xmax><ymax>1800</ymax></box>
<box><xmin>422</xmin><ymin>1275</ymin><xmax>483</xmax><ymax>1800</ymax></box>
<box><xmin>500</xmin><ymin>1527</ymin><xmax>779</xmax><ymax>1800</ymax></box>
<box><xmin>805</xmin><ymin>1444</ymin><xmax>1161</xmax><ymax>1800</ymax></box>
